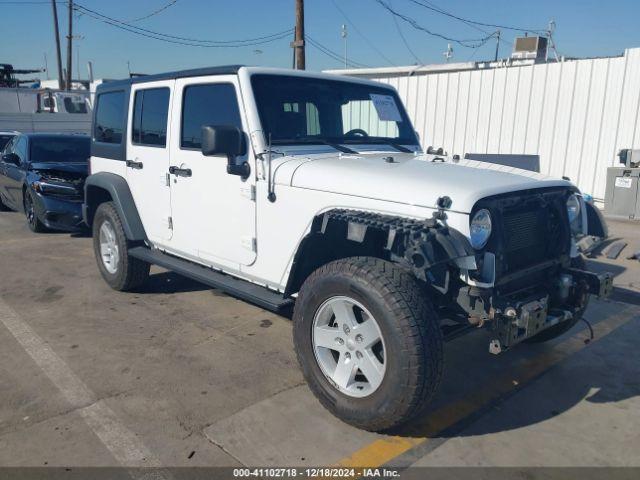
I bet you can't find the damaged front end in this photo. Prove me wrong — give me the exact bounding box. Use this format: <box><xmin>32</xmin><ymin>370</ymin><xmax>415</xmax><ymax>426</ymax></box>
<box><xmin>294</xmin><ymin>190</ymin><xmax>612</xmax><ymax>351</ymax></box>
<box><xmin>451</xmin><ymin>187</ymin><xmax>613</xmax><ymax>352</ymax></box>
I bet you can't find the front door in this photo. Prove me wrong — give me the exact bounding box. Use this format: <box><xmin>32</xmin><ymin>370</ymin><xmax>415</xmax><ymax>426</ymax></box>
<box><xmin>3</xmin><ymin>136</ymin><xmax>28</xmax><ymax>210</ymax></box>
<box><xmin>126</xmin><ymin>81</ymin><xmax>174</xmax><ymax>245</ymax></box>
<box><xmin>168</xmin><ymin>76</ymin><xmax>257</xmax><ymax>269</ymax></box>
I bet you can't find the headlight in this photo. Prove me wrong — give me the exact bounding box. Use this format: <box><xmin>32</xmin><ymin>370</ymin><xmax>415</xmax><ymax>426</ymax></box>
<box><xmin>566</xmin><ymin>194</ymin><xmax>581</xmax><ymax>224</ymax></box>
<box><xmin>470</xmin><ymin>209</ymin><xmax>492</xmax><ymax>249</ymax></box>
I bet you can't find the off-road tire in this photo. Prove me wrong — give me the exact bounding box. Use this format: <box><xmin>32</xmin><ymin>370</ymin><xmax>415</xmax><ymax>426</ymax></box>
<box><xmin>293</xmin><ymin>257</ymin><xmax>443</xmax><ymax>432</ymax></box>
<box><xmin>525</xmin><ymin>255</ymin><xmax>589</xmax><ymax>343</ymax></box>
<box><xmin>24</xmin><ymin>190</ymin><xmax>47</xmax><ymax>233</ymax></box>
<box><xmin>92</xmin><ymin>202</ymin><xmax>149</xmax><ymax>291</ymax></box>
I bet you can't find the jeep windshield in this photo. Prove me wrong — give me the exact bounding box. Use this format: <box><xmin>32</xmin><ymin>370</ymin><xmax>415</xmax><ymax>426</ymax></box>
<box><xmin>251</xmin><ymin>74</ymin><xmax>419</xmax><ymax>149</ymax></box>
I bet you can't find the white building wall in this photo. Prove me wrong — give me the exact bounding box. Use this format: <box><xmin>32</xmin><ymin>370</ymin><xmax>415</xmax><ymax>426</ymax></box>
<box><xmin>339</xmin><ymin>48</ymin><xmax>640</xmax><ymax>203</ymax></box>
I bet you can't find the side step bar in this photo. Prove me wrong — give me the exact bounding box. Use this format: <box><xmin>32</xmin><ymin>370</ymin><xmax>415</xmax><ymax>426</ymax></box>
<box><xmin>129</xmin><ymin>247</ymin><xmax>294</xmax><ymax>312</ymax></box>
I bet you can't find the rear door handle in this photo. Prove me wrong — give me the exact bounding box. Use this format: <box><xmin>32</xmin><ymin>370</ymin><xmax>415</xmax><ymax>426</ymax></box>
<box><xmin>169</xmin><ymin>166</ymin><xmax>192</xmax><ymax>177</ymax></box>
<box><xmin>126</xmin><ymin>159</ymin><xmax>144</xmax><ymax>169</ymax></box>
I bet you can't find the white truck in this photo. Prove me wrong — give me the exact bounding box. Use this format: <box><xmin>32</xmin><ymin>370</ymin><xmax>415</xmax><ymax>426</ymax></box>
<box><xmin>83</xmin><ymin>66</ymin><xmax>612</xmax><ymax>431</ymax></box>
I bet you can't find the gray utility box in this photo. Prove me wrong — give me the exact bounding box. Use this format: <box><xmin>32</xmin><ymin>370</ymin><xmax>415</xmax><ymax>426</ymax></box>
<box><xmin>604</xmin><ymin>167</ymin><xmax>640</xmax><ymax>220</ymax></box>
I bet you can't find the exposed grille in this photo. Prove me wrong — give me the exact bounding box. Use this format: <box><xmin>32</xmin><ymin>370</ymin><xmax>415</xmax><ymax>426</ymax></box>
<box><xmin>503</xmin><ymin>208</ymin><xmax>548</xmax><ymax>271</ymax></box>
<box><xmin>475</xmin><ymin>188</ymin><xmax>571</xmax><ymax>283</ymax></box>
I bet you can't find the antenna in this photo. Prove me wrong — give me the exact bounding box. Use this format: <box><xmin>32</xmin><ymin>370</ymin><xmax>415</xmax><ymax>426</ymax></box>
<box><xmin>547</xmin><ymin>19</ymin><xmax>559</xmax><ymax>61</ymax></box>
<box><xmin>443</xmin><ymin>43</ymin><xmax>453</xmax><ymax>62</ymax></box>
<box><xmin>267</xmin><ymin>133</ymin><xmax>276</xmax><ymax>203</ymax></box>
<box><xmin>341</xmin><ymin>24</ymin><xmax>348</xmax><ymax>68</ymax></box>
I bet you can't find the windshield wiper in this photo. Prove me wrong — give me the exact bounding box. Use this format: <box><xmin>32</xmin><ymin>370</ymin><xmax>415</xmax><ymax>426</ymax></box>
<box><xmin>372</xmin><ymin>139</ymin><xmax>413</xmax><ymax>153</ymax></box>
<box><xmin>274</xmin><ymin>137</ymin><xmax>358</xmax><ymax>154</ymax></box>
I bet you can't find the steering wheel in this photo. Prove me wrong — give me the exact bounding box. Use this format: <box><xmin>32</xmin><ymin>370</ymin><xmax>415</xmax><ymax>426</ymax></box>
<box><xmin>344</xmin><ymin>128</ymin><xmax>369</xmax><ymax>137</ymax></box>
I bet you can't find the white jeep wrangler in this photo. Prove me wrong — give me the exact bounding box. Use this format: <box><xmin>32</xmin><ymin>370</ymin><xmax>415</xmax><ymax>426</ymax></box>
<box><xmin>83</xmin><ymin>66</ymin><xmax>612</xmax><ymax>432</ymax></box>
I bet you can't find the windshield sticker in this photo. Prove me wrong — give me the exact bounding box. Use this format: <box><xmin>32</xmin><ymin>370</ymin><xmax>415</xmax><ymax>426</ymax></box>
<box><xmin>370</xmin><ymin>94</ymin><xmax>402</xmax><ymax>122</ymax></box>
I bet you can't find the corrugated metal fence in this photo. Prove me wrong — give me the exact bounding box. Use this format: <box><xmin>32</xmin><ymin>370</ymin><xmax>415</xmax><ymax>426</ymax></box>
<box><xmin>365</xmin><ymin>48</ymin><xmax>640</xmax><ymax>203</ymax></box>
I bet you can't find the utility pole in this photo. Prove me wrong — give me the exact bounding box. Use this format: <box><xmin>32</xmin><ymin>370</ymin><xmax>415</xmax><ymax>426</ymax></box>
<box><xmin>66</xmin><ymin>0</ymin><xmax>73</xmax><ymax>90</ymax></box>
<box><xmin>51</xmin><ymin>0</ymin><xmax>64</xmax><ymax>89</ymax></box>
<box><xmin>341</xmin><ymin>24</ymin><xmax>348</xmax><ymax>68</ymax></box>
<box><xmin>294</xmin><ymin>0</ymin><xmax>305</xmax><ymax>70</ymax></box>
<box><xmin>494</xmin><ymin>30</ymin><xmax>501</xmax><ymax>62</ymax></box>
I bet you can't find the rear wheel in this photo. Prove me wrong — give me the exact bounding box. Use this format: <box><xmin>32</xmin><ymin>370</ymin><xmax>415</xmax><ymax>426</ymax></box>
<box><xmin>24</xmin><ymin>190</ymin><xmax>47</xmax><ymax>233</ymax></box>
<box><xmin>293</xmin><ymin>257</ymin><xmax>443</xmax><ymax>432</ymax></box>
<box><xmin>525</xmin><ymin>255</ymin><xmax>589</xmax><ymax>343</ymax></box>
<box><xmin>92</xmin><ymin>202</ymin><xmax>149</xmax><ymax>291</ymax></box>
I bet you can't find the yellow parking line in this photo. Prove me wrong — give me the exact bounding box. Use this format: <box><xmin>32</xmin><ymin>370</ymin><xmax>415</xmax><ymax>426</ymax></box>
<box><xmin>336</xmin><ymin>304</ymin><xmax>637</xmax><ymax>467</ymax></box>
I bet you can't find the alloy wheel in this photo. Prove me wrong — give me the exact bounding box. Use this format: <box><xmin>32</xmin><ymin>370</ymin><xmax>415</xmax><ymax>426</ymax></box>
<box><xmin>99</xmin><ymin>220</ymin><xmax>119</xmax><ymax>274</ymax></box>
<box><xmin>312</xmin><ymin>296</ymin><xmax>386</xmax><ymax>398</ymax></box>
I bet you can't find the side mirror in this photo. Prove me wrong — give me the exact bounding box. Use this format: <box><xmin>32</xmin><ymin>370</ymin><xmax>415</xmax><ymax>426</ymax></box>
<box><xmin>201</xmin><ymin>125</ymin><xmax>250</xmax><ymax>178</ymax></box>
<box><xmin>1</xmin><ymin>153</ymin><xmax>20</xmax><ymax>166</ymax></box>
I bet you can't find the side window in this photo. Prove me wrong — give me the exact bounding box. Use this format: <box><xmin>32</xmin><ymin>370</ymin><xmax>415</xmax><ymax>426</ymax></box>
<box><xmin>94</xmin><ymin>91</ymin><xmax>125</xmax><ymax>144</ymax></box>
<box><xmin>13</xmin><ymin>136</ymin><xmax>27</xmax><ymax>162</ymax></box>
<box><xmin>1</xmin><ymin>136</ymin><xmax>15</xmax><ymax>154</ymax></box>
<box><xmin>131</xmin><ymin>88</ymin><xmax>170</xmax><ymax>147</ymax></box>
<box><xmin>181</xmin><ymin>83</ymin><xmax>242</xmax><ymax>150</ymax></box>
<box><xmin>63</xmin><ymin>97</ymin><xmax>88</xmax><ymax>114</ymax></box>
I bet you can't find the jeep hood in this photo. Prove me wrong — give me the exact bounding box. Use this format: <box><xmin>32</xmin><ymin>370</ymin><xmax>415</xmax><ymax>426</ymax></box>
<box><xmin>279</xmin><ymin>152</ymin><xmax>572</xmax><ymax>214</ymax></box>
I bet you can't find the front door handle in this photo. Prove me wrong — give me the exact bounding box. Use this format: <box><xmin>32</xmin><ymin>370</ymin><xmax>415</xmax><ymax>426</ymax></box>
<box><xmin>126</xmin><ymin>159</ymin><xmax>144</xmax><ymax>169</ymax></box>
<box><xmin>169</xmin><ymin>166</ymin><xmax>192</xmax><ymax>177</ymax></box>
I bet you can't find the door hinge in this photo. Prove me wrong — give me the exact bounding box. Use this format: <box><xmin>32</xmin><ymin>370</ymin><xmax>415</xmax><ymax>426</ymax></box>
<box><xmin>240</xmin><ymin>184</ymin><xmax>256</xmax><ymax>201</ymax></box>
<box><xmin>241</xmin><ymin>236</ymin><xmax>256</xmax><ymax>252</ymax></box>
<box><xmin>168</xmin><ymin>216</ymin><xmax>173</xmax><ymax>230</ymax></box>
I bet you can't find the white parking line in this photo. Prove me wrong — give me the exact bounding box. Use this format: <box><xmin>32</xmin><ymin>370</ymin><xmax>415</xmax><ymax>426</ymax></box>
<box><xmin>0</xmin><ymin>297</ymin><xmax>171</xmax><ymax>478</ymax></box>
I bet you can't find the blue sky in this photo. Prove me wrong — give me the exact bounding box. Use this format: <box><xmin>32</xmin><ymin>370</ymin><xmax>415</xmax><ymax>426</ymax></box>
<box><xmin>1</xmin><ymin>0</ymin><xmax>639</xmax><ymax>80</ymax></box>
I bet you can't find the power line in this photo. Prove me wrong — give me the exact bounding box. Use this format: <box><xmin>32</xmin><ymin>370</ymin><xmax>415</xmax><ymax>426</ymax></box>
<box><xmin>406</xmin><ymin>0</ymin><xmax>546</xmax><ymax>35</ymax></box>
<box><xmin>329</xmin><ymin>0</ymin><xmax>396</xmax><ymax>66</ymax></box>
<box><xmin>389</xmin><ymin>0</ymin><xmax>422</xmax><ymax>64</ymax></box>
<box><xmin>73</xmin><ymin>3</ymin><xmax>294</xmax><ymax>47</ymax></box>
<box><xmin>306</xmin><ymin>35</ymin><xmax>371</xmax><ymax>68</ymax></box>
<box><xmin>373</xmin><ymin>0</ymin><xmax>494</xmax><ymax>49</ymax></box>
<box><xmin>408</xmin><ymin>0</ymin><xmax>513</xmax><ymax>50</ymax></box>
<box><xmin>126</xmin><ymin>0</ymin><xmax>179</xmax><ymax>23</ymax></box>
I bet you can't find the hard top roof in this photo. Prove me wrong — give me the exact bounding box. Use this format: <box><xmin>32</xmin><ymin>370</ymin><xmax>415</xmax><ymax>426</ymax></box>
<box><xmin>98</xmin><ymin>65</ymin><xmax>244</xmax><ymax>90</ymax></box>
<box><xmin>95</xmin><ymin>65</ymin><xmax>392</xmax><ymax>93</ymax></box>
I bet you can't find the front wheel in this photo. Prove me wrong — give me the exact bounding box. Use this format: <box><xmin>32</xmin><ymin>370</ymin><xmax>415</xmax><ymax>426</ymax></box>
<box><xmin>24</xmin><ymin>190</ymin><xmax>47</xmax><ymax>233</ymax></box>
<box><xmin>92</xmin><ymin>202</ymin><xmax>150</xmax><ymax>291</ymax></box>
<box><xmin>293</xmin><ymin>257</ymin><xmax>443</xmax><ymax>432</ymax></box>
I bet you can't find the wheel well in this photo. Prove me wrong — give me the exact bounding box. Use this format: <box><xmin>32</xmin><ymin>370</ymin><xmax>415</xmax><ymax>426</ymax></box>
<box><xmin>85</xmin><ymin>185</ymin><xmax>113</xmax><ymax>227</ymax></box>
<box><xmin>284</xmin><ymin>232</ymin><xmax>390</xmax><ymax>297</ymax></box>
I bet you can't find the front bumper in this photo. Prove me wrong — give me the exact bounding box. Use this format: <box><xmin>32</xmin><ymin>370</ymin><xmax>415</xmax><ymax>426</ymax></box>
<box><xmin>32</xmin><ymin>191</ymin><xmax>85</xmax><ymax>232</ymax></box>
<box><xmin>459</xmin><ymin>267</ymin><xmax>613</xmax><ymax>352</ymax></box>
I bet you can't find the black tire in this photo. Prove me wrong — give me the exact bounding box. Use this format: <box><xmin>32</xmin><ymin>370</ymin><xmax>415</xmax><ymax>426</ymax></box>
<box><xmin>293</xmin><ymin>257</ymin><xmax>443</xmax><ymax>432</ymax></box>
<box><xmin>92</xmin><ymin>202</ymin><xmax>150</xmax><ymax>291</ymax></box>
<box><xmin>525</xmin><ymin>255</ymin><xmax>589</xmax><ymax>344</ymax></box>
<box><xmin>24</xmin><ymin>190</ymin><xmax>47</xmax><ymax>233</ymax></box>
<box><xmin>0</xmin><ymin>194</ymin><xmax>10</xmax><ymax>211</ymax></box>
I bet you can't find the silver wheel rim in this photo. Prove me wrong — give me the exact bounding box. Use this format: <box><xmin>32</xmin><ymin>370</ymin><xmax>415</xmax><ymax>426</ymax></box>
<box><xmin>312</xmin><ymin>296</ymin><xmax>386</xmax><ymax>398</ymax></box>
<box><xmin>99</xmin><ymin>220</ymin><xmax>119</xmax><ymax>274</ymax></box>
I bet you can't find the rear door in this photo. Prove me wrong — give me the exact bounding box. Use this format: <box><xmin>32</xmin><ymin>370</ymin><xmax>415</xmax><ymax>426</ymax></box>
<box><xmin>126</xmin><ymin>81</ymin><xmax>174</xmax><ymax>245</ymax></box>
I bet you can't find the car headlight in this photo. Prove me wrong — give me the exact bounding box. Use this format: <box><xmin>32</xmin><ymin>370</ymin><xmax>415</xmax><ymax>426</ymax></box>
<box><xmin>470</xmin><ymin>209</ymin><xmax>492</xmax><ymax>249</ymax></box>
<box><xmin>566</xmin><ymin>194</ymin><xmax>581</xmax><ymax>224</ymax></box>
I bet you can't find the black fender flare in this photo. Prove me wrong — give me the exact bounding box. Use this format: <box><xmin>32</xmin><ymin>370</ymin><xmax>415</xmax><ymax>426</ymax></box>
<box><xmin>284</xmin><ymin>209</ymin><xmax>475</xmax><ymax>296</ymax></box>
<box><xmin>83</xmin><ymin>172</ymin><xmax>147</xmax><ymax>241</ymax></box>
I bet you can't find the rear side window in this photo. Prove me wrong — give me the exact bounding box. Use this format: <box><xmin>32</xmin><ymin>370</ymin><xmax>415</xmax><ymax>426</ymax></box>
<box><xmin>94</xmin><ymin>91</ymin><xmax>125</xmax><ymax>144</ymax></box>
<box><xmin>181</xmin><ymin>83</ymin><xmax>242</xmax><ymax>149</ymax></box>
<box><xmin>132</xmin><ymin>88</ymin><xmax>170</xmax><ymax>147</ymax></box>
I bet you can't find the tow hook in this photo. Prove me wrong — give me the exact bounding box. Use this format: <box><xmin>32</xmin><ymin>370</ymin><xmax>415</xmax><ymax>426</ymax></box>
<box><xmin>489</xmin><ymin>339</ymin><xmax>502</xmax><ymax>355</ymax></box>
